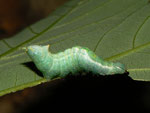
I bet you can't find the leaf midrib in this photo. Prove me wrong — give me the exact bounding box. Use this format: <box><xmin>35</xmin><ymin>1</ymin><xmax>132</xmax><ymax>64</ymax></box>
<box><xmin>0</xmin><ymin>0</ymin><xmax>140</xmax><ymax>59</ymax></box>
<box><xmin>0</xmin><ymin>4</ymin><xmax>79</xmax><ymax>59</ymax></box>
<box><xmin>0</xmin><ymin>3</ymin><xmax>149</xmax><ymax>67</ymax></box>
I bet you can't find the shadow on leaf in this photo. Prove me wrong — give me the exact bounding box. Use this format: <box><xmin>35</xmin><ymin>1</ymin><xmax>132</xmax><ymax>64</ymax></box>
<box><xmin>22</xmin><ymin>61</ymin><xmax>43</xmax><ymax>77</ymax></box>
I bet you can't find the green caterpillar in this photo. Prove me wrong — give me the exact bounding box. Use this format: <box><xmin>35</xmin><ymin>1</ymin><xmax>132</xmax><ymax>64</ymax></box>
<box><xmin>25</xmin><ymin>45</ymin><xmax>126</xmax><ymax>80</ymax></box>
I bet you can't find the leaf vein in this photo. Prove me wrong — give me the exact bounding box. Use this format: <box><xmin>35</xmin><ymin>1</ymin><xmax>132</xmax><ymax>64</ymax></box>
<box><xmin>37</xmin><ymin>1</ymin><xmax>146</xmax><ymax>46</ymax></box>
<box><xmin>0</xmin><ymin>2</ymin><xmax>79</xmax><ymax>58</ymax></box>
<box><xmin>105</xmin><ymin>41</ymin><xmax>150</xmax><ymax>61</ymax></box>
<box><xmin>27</xmin><ymin>27</ymin><xmax>39</xmax><ymax>35</ymax></box>
<box><xmin>94</xmin><ymin>3</ymin><xmax>148</xmax><ymax>52</ymax></box>
<box><xmin>132</xmin><ymin>15</ymin><xmax>150</xmax><ymax>48</ymax></box>
<box><xmin>2</xmin><ymin>40</ymin><xmax>12</xmax><ymax>48</ymax></box>
<box><xmin>52</xmin><ymin>0</ymin><xmax>112</xmax><ymax>29</ymax></box>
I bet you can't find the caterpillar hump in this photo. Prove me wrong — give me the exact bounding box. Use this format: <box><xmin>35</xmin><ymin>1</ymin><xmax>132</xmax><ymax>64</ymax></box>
<box><xmin>25</xmin><ymin>45</ymin><xmax>126</xmax><ymax>80</ymax></box>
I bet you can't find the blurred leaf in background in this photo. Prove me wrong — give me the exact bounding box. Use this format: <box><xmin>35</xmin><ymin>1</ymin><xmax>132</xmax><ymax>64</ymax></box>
<box><xmin>0</xmin><ymin>0</ymin><xmax>68</xmax><ymax>37</ymax></box>
<box><xmin>0</xmin><ymin>0</ymin><xmax>28</xmax><ymax>36</ymax></box>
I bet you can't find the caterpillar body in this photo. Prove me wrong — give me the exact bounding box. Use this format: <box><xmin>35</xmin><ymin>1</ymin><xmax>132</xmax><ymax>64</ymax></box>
<box><xmin>25</xmin><ymin>45</ymin><xmax>125</xmax><ymax>80</ymax></box>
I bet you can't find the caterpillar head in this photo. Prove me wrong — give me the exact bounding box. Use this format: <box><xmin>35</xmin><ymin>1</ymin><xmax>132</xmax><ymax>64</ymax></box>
<box><xmin>25</xmin><ymin>45</ymin><xmax>50</xmax><ymax>62</ymax></box>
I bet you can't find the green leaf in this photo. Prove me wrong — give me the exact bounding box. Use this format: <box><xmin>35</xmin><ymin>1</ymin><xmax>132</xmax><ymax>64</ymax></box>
<box><xmin>0</xmin><ymin>0</ymin><xmax>150</xmax><ymax>96</ymax></box>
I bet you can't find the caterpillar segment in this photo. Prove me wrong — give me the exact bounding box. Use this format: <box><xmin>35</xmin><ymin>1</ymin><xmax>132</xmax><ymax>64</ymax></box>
<box><xmin>25</xmin><ymin>45</ymin><xmax>125</xmax><ymax>80</ymax></box>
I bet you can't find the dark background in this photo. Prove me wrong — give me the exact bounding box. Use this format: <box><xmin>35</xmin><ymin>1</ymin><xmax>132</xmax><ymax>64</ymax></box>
<box><xmin>0</xmin><ymin>0</ymin><xmax>68</xmax><ymax>38</ymax></box>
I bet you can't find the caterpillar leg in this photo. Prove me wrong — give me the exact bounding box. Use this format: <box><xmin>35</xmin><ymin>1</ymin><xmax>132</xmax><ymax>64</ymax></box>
<box><xmin>43</xmin><ymin>71</ymin><xmax>59</xmax><ymax>80</ymax></box>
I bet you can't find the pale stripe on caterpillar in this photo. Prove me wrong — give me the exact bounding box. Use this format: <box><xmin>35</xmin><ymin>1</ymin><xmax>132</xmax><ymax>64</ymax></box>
<box><xmin>25</xmin><ymin>45</ymin><xmax>126</xmax><ymax>80</ymax></box>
